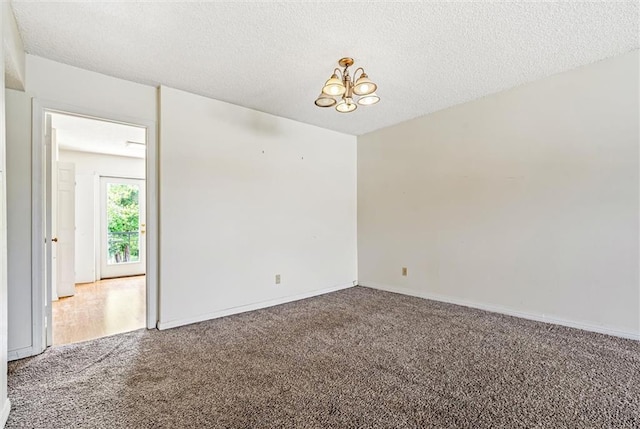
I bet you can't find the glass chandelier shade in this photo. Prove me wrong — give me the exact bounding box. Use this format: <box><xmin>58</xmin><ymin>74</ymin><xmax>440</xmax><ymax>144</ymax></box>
<box><xmin>353</xmin><ymin>73</ymin><xmax>377</xmax><ymax>96</ymax></box>
<box><xmin>314</xmin><ymin>93</ymin><xmax>337</xmax><ymax>107</ymax></box>
<box><xmin>336</xmin><ymin>97</ymin><xmax>357</xmax><ymax>113</ymax></box>
<box><xmin>357</xmin><ymin>92</ymin><xmax>380</xmax><ymax>106</ymax></box>
<box><xmin>322</xmin><ymin>74</ymin><xmax>346</xmax><ymax>96</ymax></box>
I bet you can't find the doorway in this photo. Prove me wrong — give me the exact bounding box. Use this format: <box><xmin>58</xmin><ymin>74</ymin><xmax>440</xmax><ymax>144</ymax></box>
<box><xmin>39</xmin><ymin>109</ymin><xmax>154</xmax><ymax>347</ymax></box>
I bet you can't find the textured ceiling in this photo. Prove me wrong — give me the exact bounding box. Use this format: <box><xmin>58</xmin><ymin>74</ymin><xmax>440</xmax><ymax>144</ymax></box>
<box><xmin>52</xmin><ymin>113</ymin><xmax>146</xmax><ymax>159</ymax></box>
<box><xmin>11</xmin><ymin>1</ymin><xmax>639</xmax><ymax>136</ymax></box>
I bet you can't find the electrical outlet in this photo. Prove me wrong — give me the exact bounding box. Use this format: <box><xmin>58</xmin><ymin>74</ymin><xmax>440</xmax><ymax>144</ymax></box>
<box><xmin>275</xmin><ymin>274</ymin><xmax>281</xmax><ymax>284</ymax></box>
<box><xmin>402</xmin><ymin>267</ymin><xmax>408</xmax><ymax>276</ymax></box>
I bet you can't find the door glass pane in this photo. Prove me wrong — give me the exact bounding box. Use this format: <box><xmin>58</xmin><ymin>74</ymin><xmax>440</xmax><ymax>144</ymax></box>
<box><xmin>106</xmin><ymin>183</ymin><xmax>140</xmax><ymax>265</ymax></box>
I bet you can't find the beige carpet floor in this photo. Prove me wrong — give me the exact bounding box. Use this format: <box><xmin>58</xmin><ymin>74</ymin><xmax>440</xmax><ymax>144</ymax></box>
<box><xmin>7</xmin><ymin>287</ymin><xmax>640</xmax><ymax>428</ymax></box>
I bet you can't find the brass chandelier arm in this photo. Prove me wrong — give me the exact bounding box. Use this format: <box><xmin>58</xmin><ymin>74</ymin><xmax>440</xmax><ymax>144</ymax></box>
<box><xmin>352</xmin><ymin>67</ymin><xmax>366</xmax><ymax>80</ymax></box>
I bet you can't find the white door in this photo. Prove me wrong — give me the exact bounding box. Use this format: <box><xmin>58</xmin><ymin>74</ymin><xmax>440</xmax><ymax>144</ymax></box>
<box><xmin>100</xmin><ymin>177</ymin><xmax>146</xmax><ymax>278</ymax></box>
<box><xmin>56</xmin><ymin>162</ymin><xmax>76</xmax><ymax>297</ymax></box>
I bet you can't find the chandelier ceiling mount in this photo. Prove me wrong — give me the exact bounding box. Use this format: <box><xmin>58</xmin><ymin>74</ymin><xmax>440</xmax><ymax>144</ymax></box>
<box><xmin>338</xmin><ymin>57</ymin><xmax>354</xmax><ymax>68</ymax></box>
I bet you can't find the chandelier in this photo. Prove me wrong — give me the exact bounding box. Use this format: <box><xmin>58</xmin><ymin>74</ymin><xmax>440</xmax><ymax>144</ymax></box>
<box><xmin>314</xmin><ymin>57</ymin><xmax>380</xmax><ymax>113</ymax></box>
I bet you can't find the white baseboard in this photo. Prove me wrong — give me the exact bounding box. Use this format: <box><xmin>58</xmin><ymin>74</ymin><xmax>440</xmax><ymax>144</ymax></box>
<box><xmin>1</xmin><ymin>398</ymin><xmax>11</xmax><ymax>428</ymax></box>
<box><xmin>360</xmin><ymin>281</ymin><xmax>640</xmax><ymax>341</ymax></box>
<box><xmin>158</xmin><ymin>282</ymin><xmax>355</xmax><ymax>330</ymax></box>
<box><xmin>8</xmin><ymin>346</ymin><xmax>40</xmax><ymax>362</ymax></box>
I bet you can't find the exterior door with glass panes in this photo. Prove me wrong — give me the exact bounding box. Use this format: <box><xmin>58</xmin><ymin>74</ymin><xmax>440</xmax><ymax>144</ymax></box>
<box><xmin>100</xmin><ymin>177</ymin><xmax>146</xmax><ymax>278</ymax></box>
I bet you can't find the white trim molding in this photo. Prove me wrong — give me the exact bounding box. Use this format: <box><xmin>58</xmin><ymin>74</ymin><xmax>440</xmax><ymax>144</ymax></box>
<box><xmin>360</xmin><ymin>281</ymin><xmax>640</xmax><ymax>341</ymax></box>
<box><xmin>158</xmin><ymin>282</ymin><xmax>355</xmax><ymax>330</ymax></box>
<box><xmin>1</xmin><ymin>398</ymin><xmax>11</xmax><ymax>428</ymax></box>
<box><xmin>7</xmin><ymin>346</ymin><xmax>38</xmax><ymax>362</ymax></box>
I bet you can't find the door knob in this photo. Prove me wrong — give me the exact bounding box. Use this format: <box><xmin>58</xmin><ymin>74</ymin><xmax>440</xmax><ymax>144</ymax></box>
<box><xmin>52</xmin><ymin>237</ymin><xmax>58</xmax><ymax>242</ymax></box>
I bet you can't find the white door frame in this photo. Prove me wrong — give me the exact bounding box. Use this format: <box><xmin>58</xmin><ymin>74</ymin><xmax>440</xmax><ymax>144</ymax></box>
<box><xmin>31</xmin><ymin>98</ymin><xmax>159</xmax><ymax>353</ymax></box>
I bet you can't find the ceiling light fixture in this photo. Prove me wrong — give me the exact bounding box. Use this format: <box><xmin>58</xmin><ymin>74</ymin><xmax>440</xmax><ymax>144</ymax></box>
<box><xmin>314</xmin><ymin>57</ymin><xmax>379</xmax><ymax>113</ymax></box>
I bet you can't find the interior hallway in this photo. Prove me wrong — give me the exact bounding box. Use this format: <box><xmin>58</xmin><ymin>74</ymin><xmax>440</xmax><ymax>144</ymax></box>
<box><xmin>52</xmin><ymin>275</ymin><xmax>146</xmax><ymax>346</ymax></box>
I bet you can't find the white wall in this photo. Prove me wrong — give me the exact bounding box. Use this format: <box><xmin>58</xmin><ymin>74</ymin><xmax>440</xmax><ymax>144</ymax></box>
<box><xmin>15</xmin><ymin>55</ymin><xmax>356</xmax><ymax>343</ymax></box>
<box><xmin>358</xmin><ymin>51</ymin><xmax>640</xmax><ymax>339</ymax></box>
<box><xmin>158</xmin><ymin>86</ymin><xmax>357</xmax><ymax>328</ymax></box>
<box><xmin>58</xmin><ymin>150</ymin><xmax>145</xmax><ymax>283</ymax></box>
<box><xmin>0</xmin><ymin>5</ymin><xmax>10</xmax><ymax>427</ymax></box>
<box><xmin>6</xmin><ymin>89</ymin><xmax>32</xmax><ymax>354</ymax></box>
<box><xmin>25</xmin><ymin>55</ymin><xmax>155</xmax><ymax>122</ymax></box>
<box><xmin>2</xmin><ymin>2</ymin><xmax>25</xmax><ymax>90</ymax></box>
<box><xmin>61</xmin><ymin>150</ymin><xmax>145</xmax><ymax>178</ymax></box>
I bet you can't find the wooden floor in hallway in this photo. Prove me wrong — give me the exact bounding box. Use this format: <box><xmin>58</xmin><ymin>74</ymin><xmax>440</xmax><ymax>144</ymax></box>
<box><xmin>52</xmin><ymin>275</ymin><xmax>146</xmax><ymax>346</ymax></box>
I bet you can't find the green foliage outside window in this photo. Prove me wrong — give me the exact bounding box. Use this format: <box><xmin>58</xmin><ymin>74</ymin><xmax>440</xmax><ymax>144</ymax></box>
<box><xmin>107</xmin><ymin>184</ymin><xmax>140</xmax><ymax>263</ymax></box>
